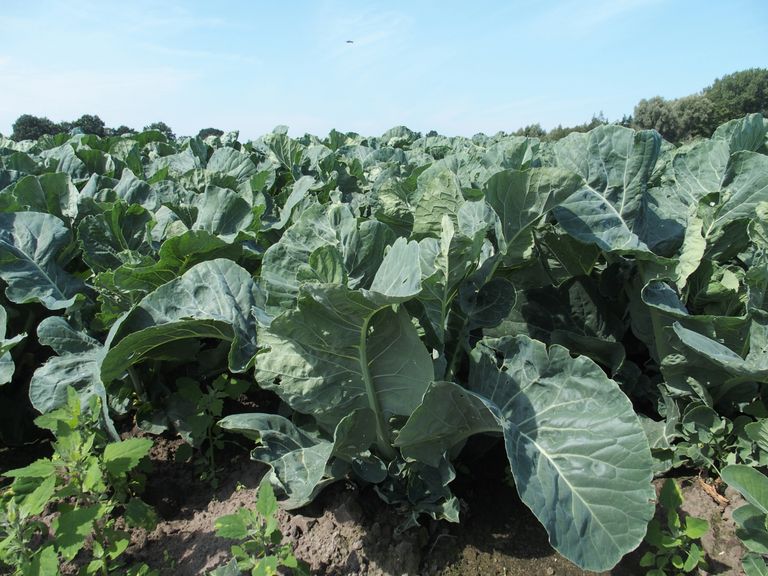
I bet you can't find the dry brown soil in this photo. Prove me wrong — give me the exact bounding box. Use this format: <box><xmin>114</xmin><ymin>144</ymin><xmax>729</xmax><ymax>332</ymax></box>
<box><xmin>122</xmin><ymin>436</ymin><xmax>746</xmax><ymax>576</ymax></box>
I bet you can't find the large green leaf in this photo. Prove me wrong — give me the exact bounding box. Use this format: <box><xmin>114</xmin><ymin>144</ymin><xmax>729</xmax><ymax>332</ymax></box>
<box><xmin>93</xmin><ymin>230</ymin><xmax>244</xmax><ymax>325</ymax></box>
<box><xmin>205</xmin><ymin>147</ymin><xmax>258</xmax><ymax>182</ymax></box>
<box><xmin>484</xmin><ymin>168</ymin><xmax>581</xmax><ymax>262</ymax></box>
<box><xmin>77</xmin><ymin>202</ymin><xmax>153</xmax><ymax>272</ymax></box>
<box><xmin>11</xmin><ymin>173</ymin><xmax>79</xmax><ymax>222</ymax></box>
<box><xmin>29</xmin><ymin>320</ymin><xmax>117</xmax><ymax>439</ymax></box>
<box><xmin>0</xmin><ymin>211</ymin><xmax>84</xmax><ymax>310</ymax></box>
<box><xmin>256</xmin><ymin>238</ymin><xmax>429</xmax><ymax>456</ymax></box>
<box><xmin>260</xmin><ymin>203</ymin><xmax>340</xmax><ymax>311</ymax></box>
<box><xmin>37</xmin><ymin>316</ymin><xmax>100</xmax><ymax>355</ymax></box>
<box><xmin>668</xmin><ymin>139</ymin><xmax>729</xmax><ymax>206</ymax></box>
<box><xmin>397</xmin><ymin>336</ymin><xmax>654</xmax><ymax>571</ymax></box>
<box><xmin>637</xmin><ymin>279</ymin><xmax>750</xmax><ymax>359</ymax></box>
<box><xmin>702</xmin><ymin>151</ymin><xmax>768</xmax><ymax>241</ymax></box>
<box><xmin>488</xmin><ymin>278</ymin><xmax>626</xmax><ymax>373</ymax></box>
<box><xmin>712</xmin><ymin>113</ymin><xmax>767</xmax><ymax>154</ymax></box>
<box><xmin>191</xmin><ymin>185</ymin><xmax>254</xmax><ymax>241</ymax></box>
<box><xmin>111</xmin><ymin>168</ymin><xmax>158</xmax><ymax>210</ymax></box>
<box><xmin>264</xmin><ymin>175</ymin><xmax>317</xmax><ymax>231</ymax></box>
<box><xmin>101</xmin><ymin>259</ymin><xmax>264</xmax><ymax>382</ymax></box>
<box><xmin>261</xmin><ymin>203</ymin><xmax>395</xmax><ymax>312</ymax></box>
<box><xmin>416</xmin><ymin>215</ymin><xmax>485</xmax><ymax>348</ymax></box>
<box><xmin>219</xmin><ymin>411</ymin><xmax>379</xmax><ymax>509</ymax></box>
<box><xmin>411</xmin><ymin>165</ymin><xmax>464</xmax><ymax>239</ymax></box>
<box><xmin>670</xmin><ymin>311</ymin><xmax>768</xmax><ymax>384</ymax></box>
<box><xmin>722</xmin><ymin>465</ymin><xmax>768</xmax><ymax>514</ymax></box>
<box><xmin>551</xmin><ymin>126</ymin><xmax>666</xmax><ymax>253</ymax></box>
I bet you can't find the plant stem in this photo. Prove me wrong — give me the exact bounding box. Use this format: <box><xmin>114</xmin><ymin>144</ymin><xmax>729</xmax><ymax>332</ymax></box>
<box><xmin>127</xmin><ymin>367</ymin><xmax>146</xmax><ymax>402</ymax></box>
<box><xmin>358</xmin><ymin>313</ymin><xmax>397</xmax><ymax>461</ymax></box>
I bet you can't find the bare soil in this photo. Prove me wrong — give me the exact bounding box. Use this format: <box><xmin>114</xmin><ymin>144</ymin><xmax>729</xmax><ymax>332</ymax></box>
<box><xmin>122</xmin><ymin>436</ymin><xmax>747</xmax><ymax>576</ymax></box>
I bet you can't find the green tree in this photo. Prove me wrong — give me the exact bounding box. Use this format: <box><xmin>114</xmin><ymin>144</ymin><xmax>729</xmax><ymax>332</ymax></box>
<box><xmin>673</xmin><ymin>94</ymin><xmax>716</xmax><ymax>140</ymax></box>
<box><xmin>545</xmin><ymin>113</ymin><xmax>607</xmax><ymax>141</ymax></box>
<box><xmin>514</xmin><ymin>123</ymin><xmax>547</xmax><ymax>138</ymax></box>
<box><xmin>110</xmin><ymin>125</ymin><xmax>136</xmax><ymax>136</ymax></box>
<box><xmin>705</xmin><ymin>68</ymin><xmax>768</xmax><ymax>124</ymax></box>
<box><xmin>71</xmin><ymin>114</ymin><xmax>106</xmax><ymax>136</ymax></box>
<box><xmin>143</xmin><ymin>121</ymin><xmax>176</xmax><ymax>141</ymax></box>
<box><xmin>197</xmin><ymin>127</ymin><xmax>224</xmax><ymax>139</ymax></box>
<box><xmin>10</xmin><ymin>114</ymin><xmax>61</xmax><ymax>141</ymax></box>
<box><xmin>633</xmin><ymin>96</ymin><xmax>680</xmax><ymax>141</ymax></box>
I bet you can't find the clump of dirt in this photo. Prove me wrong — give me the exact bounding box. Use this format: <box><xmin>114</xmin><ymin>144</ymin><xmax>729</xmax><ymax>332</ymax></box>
<box><xmin>128</xmin><ymin>436</ymin><xmax>747</xmax><ymax>576</ymax></box>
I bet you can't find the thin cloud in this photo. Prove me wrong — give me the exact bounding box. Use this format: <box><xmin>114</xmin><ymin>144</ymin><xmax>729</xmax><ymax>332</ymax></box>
<box><xmin>533</xmin><ymin>0</ymin><xmax>666</xmax><ymax>37</ymax></box>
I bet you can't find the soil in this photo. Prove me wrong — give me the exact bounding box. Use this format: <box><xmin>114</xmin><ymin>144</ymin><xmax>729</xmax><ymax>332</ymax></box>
<box><xmin>121</xmin><ymin>435</ymin><xmax>748</xmax><ymax>576</ymax></box>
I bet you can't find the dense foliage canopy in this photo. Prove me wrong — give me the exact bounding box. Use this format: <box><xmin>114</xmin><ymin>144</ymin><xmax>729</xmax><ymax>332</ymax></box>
<box><xmin>1</xmin><ymin>115</ymin><xmax>767</xmax><ymax>570</ymax></box>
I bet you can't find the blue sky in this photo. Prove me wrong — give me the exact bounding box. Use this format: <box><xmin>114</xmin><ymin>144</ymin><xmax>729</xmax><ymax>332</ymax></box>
<box><xmin>0</xmin><ymin>0</ymin><xmax>766</xmax><ymax>138</ymax></box>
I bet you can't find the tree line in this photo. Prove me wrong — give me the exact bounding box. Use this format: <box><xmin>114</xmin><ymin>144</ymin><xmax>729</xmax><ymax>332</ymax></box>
<box><xmin>6</xmin><ymin>68</ymin><xmax>768</xmax><ymax>144</ymax></box>
<box><xmin>516</xmin><ymin>68</ymin><xmax>768</xmax><ymax>143</ymax></box>
<box><xmin>7</xmin><ymin>114</ymin><xmax>225</xmax><ymax>143</ymax></box>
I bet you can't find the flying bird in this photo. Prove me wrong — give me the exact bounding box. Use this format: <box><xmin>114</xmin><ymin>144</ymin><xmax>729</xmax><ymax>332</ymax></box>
<box><xmin>346</xmin><ymin>40</ymin><xmax>354</xmax><ymax>44</ymax></box>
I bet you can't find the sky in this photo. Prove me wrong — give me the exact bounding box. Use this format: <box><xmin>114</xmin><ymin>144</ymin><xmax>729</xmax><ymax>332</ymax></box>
<box><xmin>0</xmin><ymin>0</ymin><xmax>766</xmax><ymax>139</ymax></box>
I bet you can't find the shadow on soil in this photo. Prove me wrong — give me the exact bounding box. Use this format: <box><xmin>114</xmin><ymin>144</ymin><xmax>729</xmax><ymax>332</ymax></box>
<box><xmin>129</xmin><ymin>435</ymin><xmax>742</xmax><ymax>576</ymax></box>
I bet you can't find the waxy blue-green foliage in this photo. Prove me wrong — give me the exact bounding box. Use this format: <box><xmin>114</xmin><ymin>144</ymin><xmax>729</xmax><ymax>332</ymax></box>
<box><xmin>1</xmin><ymin>116</ymin><xmax>767</xmax><ymax>570</ymax></box>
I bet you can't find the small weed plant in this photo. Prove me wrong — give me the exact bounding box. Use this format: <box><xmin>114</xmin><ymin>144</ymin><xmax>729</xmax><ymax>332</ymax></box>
<box><xmin>641</xmin><ymin>478</ymin><xmax>709</xmax><ymax>575</ymax></box>
<box><xmin>211</xmin><ymin>480</ymin><xmax>309</xmax><ymax>576</ymax></box>
<box><xmin>0</xmin><ymin>388</ymin><xmax>157</xmax><ymax>575</ymax></box>
<box><xmin>173</xmin><ymin>375</ymin><xmax>250</xmax><ymax>487</ymax></box>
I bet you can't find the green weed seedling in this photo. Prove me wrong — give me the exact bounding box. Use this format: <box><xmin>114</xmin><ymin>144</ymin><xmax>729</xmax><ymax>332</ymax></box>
<box><xmin>211</xmin><ymin>480</ymin><xmax>309</xmax><ymax>576</ymax></box>
<box><xmin>721</xmin><ymin>465</ymin><xmax>768</xmax><ymax>576</ymax></box>
<box><xmin>0</xmin><ymin>387</ymin><xmax>157</xmax><ymax>576</ymax></box>
<box><xmin>641</xmin><ymin>479</ymin><xmax>709</xmax><ymax>575</ymax></box>
<box><xmin>173</xmin><ymin>375</ymin><xmax>250</xmax><ymax>487</ymax></box>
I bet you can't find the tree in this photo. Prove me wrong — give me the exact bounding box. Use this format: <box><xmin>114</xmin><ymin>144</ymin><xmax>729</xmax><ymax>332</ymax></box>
<box><xmin>197</xmin><ymin>127</ymin><xmax>224</xmax><ymax>139</ymax></box>
<box><xmin>11</xmin><ymin>114</ymin><xmax>61</xmax><ymax>141</ymax></box>
<box><xmin>514</xmin><ymin>123</ymin><xmax>547</xmax><ymax>138</ymax></box>
<box><xmin>143</xmin><ymin>121</ymin><xmax>176</xmax><ymax>141</ymax></box>
<box><xmin>110</xmin><ymin>125</ymin><xmax>136</xmax><ymax>136</ymax></box>
<box><xmin>71</xmin><ymin>114</ymin><xmax>106</xmax><ymax>137</ymax></box>
<box><xmin>545</xmin><ymin>113</ymin><xmax>607</xmax><ymax>142</ymax></box>
<box><xmin>673</xmin><ymin>94</ymin><xmax>716</xmax><ymax>140</ymax></box>
<box><xmin>705</xmin><ymin>68</ymin><xmax>768</xmax><ymax>124</ymax></box>
<box><xmin>633</xmin><ymin>96</ymin><xmax>680</xmax><ymax>141</ymax></box>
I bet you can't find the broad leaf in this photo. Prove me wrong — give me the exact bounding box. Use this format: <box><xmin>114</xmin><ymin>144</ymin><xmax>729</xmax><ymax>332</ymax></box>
<box><xmin>101</xmin><ymin>259</ymin><xmax>264</xmax><ymax>382</ymax></box>
<box><xmin>484</xmin><ymin>168</ymin><xmax>581</xmax><ymax>262</ymax></box>
<box><xmin>256</xmin><ymin>239</ymin><xmax>428</xmax><ymax>455</ymax></box>
<box><xmin>102</xmin><ymin>437</ymin><xmax>153</xmax><ymax>475</ymax></box>
<box><xmin>397</xmin><ymin>336</ymin><xmax>654</xmax><ymax>571</ymax></box>
<box><xmin>218</xmin><ymin>412</ymin><xmax>372</xmax><ymax>508</ymax></box>
<box><xmin>411</xmin><ymin>165</ymin><xmax>464</xmax><ymax>238</ymax></box>
<box><xmin>77</xmin><ymin>202</ymin><xmax>153</xmax><ymax>272</ymax></box>
<box><xmin>722</xmin><ymin>464</ymin><xmax>768</xmax><ymax>514</ymax></box>
<box><xmin>206</xmin><ymin>147</ymin><xmax>258</xmax><ymax>182</ymax></box>
<box><xmin>12</xmin><ymin>173</ymin><xmax>79</xmax><ymax>222</ymax></box>
<box><xmin>551</xmin><ymin>125</ymin><xmax>664</xmax><ymax>253</ymax></box>
<box><xmin>0</xmin><ymin>211</ymin><xmax>84</xmax><ymax>309</ymax></box>
<box><xmin>191</xmin><ymin>185</ymin><xmax>254</xmax><ymax>241</ymax></box>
